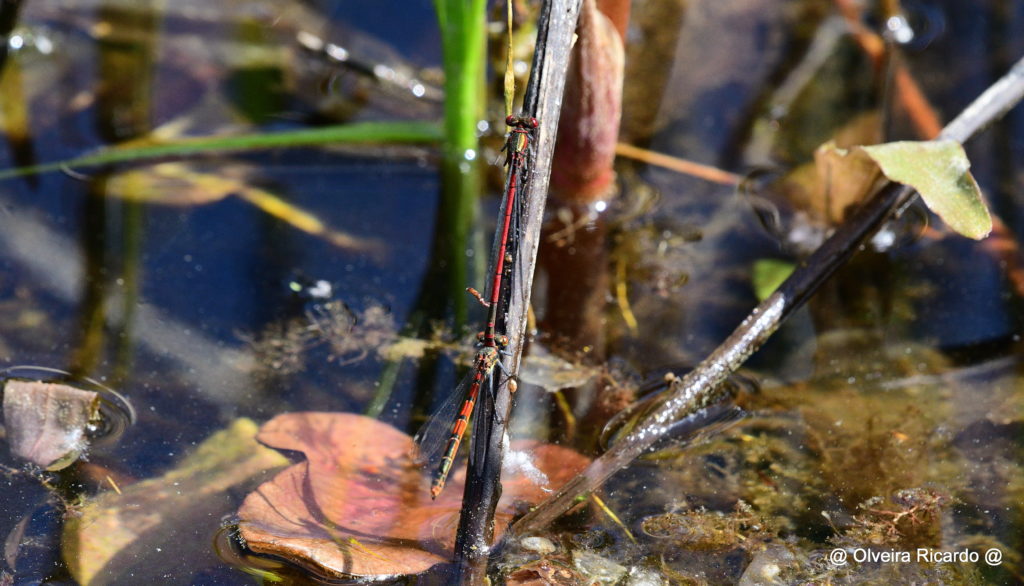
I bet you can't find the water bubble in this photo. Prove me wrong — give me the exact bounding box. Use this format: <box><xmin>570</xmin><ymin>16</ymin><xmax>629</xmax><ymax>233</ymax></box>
<box><xmin>325</xmin><ymin>43</ymin><xmax>349</xmax><ymax>63</ymax></box>
<box><xmin>373</xmin><ymin>64</ymin><xmax>395</xmax><ymax>82</ymax></box>
<box><xmin>34</xmin><ymin>35</ymin><xmax>53</xmax><ymax>55</ymax></box>
<box><xmin>887</xmin><ymin>2</ymin><xmax>946</xmax><ymax>50</ymax></box>
<box><xmin>885</xmin><ymin>15</ymin><xmax>915</xmax><ymax>45</ymax></box>
<box><xmin>295</xmin><ymin>30</ymin><xmax>323</xmax><ymax>52</ymax></box>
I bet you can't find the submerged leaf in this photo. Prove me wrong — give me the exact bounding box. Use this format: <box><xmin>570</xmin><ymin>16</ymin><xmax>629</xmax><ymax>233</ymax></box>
<box><xmin>518</xmin><ymin>345</ymin><xmax>600</xmax><ymax>393</ymax></box>
<box><xmin>860</xmin><ymin>140</ymin><xmax>991</xmax><ymax>239</ymax></box>
<box><xmin>105</xmin><ymin>162</ymin><xmax>242</xmax><ymax>206</ymax></box>
<box><xmin>105</xmin><ymin>162</ymin><xmax>382</xmax><ymax>251</ymax></box>
<box><xmin>237</xmin><ymin>412</ymin><xmax>590</xmax><ymax>579</ymax></box>
<box><xmin>62</xmin><ymin>418</ymin><xmax>290</xmax><ymax>585</ymax></box>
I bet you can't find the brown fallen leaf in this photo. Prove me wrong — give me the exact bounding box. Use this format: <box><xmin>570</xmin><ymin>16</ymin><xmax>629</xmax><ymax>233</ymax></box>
<box><xmin>776</xmin><ymin>112</ymin><xmax>884</xmax><ymax>226</ymax></box>
<box><xmin>237</xmin><ymin>412</ymin><xmax>590</xmax><ymax>579</ymax></box>
<box><xmin>812</xmin><ymin>140</ymin><xmax>885</xmax><ymax>224</ymax></box>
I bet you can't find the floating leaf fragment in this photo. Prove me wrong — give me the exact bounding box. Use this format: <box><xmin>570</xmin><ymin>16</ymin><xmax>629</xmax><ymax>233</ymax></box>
<box><xmin>782</xmin><ymin>133</ymin><xmax>991</xmax><ymax>242</ymax></box>
<box><xmin>2</xmin><ymin>380</ymin><xmax>99</xmax><ymax>470</ymax></box>
<box><xmin>860</xmin><ymin>140</ymin><xmax>991</xmax><ymax>239</ymax></box>
<box><xmin>237</xmin><ymin>412</ymin><xmax>590</xmax><ymax>579</ymax></box>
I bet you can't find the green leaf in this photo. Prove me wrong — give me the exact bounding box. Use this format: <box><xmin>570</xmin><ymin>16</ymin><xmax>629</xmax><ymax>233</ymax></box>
<box><xmin>860</xmin><ymin>140</ymin><xmax>991</xmax><ymax>240</ymax></box>
<box><xmin>752</xmin><ymin>259</ymin><xmax>795</xmax><ymax>301</ymax></box>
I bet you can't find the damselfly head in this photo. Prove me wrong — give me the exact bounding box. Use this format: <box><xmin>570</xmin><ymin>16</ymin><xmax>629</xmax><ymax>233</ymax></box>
<box><xmin>505</xmin><ymin>116</ymin><xmax>539</xmax><ymax>130</ymax></box>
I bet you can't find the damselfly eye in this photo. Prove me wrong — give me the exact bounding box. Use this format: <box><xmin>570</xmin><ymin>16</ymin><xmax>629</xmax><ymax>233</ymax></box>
<box><xmin>526</xmin><ymin>117</ymin><xmax>539</xmax><ymax>129</ymax></box>
<box><xmin>505</xmin><ymin>115</ymin><xmax>517</xmax><ymax>126</ymax></box>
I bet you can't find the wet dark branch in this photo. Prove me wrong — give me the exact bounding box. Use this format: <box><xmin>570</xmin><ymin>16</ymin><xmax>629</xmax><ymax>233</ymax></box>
<box><xmin>511</xmin><ymin>55</ymin><xmax>1024</xmax><ymax>534</ymax></box>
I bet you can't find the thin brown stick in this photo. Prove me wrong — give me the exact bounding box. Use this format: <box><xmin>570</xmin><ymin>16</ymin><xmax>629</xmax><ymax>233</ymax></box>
<box><xmin>615</xmin><ymin>142</ymin><xmax>742</xmax><ymax>186</ymax></box>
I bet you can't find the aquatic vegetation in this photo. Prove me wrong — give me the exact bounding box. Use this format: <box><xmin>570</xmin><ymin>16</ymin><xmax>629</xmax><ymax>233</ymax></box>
<box><xmin>0</xmin><ymin>0</ymin><xmax>1022</xmax><ymax>583</ymax></box>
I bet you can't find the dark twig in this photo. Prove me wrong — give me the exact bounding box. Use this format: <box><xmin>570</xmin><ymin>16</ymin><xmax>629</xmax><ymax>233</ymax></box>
<box><xmin>512</xmin><ymin>55</ymin><xmax>1024</xmax><ymax>534</ymax></box>
<box><xmin>452</xmin><ymin>0</ymin><xmax>583</xmax><ymax>582</ymax></box>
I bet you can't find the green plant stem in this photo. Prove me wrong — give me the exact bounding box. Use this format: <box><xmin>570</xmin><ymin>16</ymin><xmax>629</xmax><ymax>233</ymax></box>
<box><xmin>434</xmin><ymin>0</ymin><xmax>487</xmax><ymax>327</ymax></box>
<box><xmin>0</xmin><ymin>121</ymin><xmax>443</xmax><ymax>181</ymax></box>
<box><xmin>364</xmin><ymin>0</ymin><xmax>486</xmax><ymax>419</ymax></box>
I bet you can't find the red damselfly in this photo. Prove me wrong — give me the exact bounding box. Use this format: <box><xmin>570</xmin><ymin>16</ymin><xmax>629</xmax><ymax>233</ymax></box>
<box><xmin>416</xmin><ymin>115</ymin><xmax>539</xmax><ymax>498</ymax></box>
<box><xmin>414</xmin><ymin>338</ymin><xmax>506</xmax><ymax>499</ymax></box>
<box><xmin>468</xmin><ymin>115</ymin><xmax>539</xmax><ymax>348</ymax></box>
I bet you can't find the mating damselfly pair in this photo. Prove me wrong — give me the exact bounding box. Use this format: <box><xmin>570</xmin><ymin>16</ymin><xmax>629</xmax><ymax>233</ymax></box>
<box><xmin>414</xmin><ymin>115</ymin><xmax>540</xmax><ymax>498</ymax></box>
